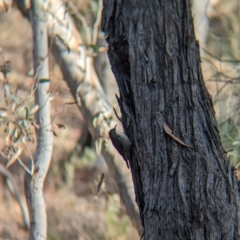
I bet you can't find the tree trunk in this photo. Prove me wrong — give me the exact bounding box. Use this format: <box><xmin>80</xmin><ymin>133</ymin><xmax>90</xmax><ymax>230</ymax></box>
<box><xmin>24</xmin><ymin>0</ymin><xmax>53</xmax><ymax>239</ymax></box>
<box><xmin>14</xmin><ymin>0</ymin><xmax>142</xmax><ymax>234</ymax></box>
<box><xmin>192</xmin><ymin>0</ymin><xmax>209</xmax><ymax>50</ymax></box>
<box><xmin>102</xmin><ymin>0</ymin><xmax>240</xmax><ymax>239</ymax></box>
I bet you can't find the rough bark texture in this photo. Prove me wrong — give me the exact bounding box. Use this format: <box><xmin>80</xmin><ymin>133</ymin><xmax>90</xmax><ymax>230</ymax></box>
<box><xmin>102</xmin><ymin>0</ymin><xmax>240</xmax><ymax>239</ymax></box>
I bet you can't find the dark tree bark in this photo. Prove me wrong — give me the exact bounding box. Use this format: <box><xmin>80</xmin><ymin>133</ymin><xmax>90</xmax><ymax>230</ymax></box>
<box><xmin>102</xmin><ymin>0</ymin><xmax>240</xmax><ymax>239</ymax></box>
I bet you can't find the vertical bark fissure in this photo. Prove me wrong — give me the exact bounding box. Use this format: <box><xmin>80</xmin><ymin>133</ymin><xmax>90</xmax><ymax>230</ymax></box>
<box><xmin>102</xmin><ymin>0</ymin><xmax>239</xmax><ymax>239</ymax></box>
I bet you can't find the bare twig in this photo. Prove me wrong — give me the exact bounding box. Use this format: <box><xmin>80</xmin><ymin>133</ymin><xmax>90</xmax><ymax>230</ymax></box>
<box><xmin>92</xmin><ymin>0</ymin><xmax>103</xmax><ymax>45</ymax></box>
<box><xmin>68</xmin><ymin>1</ymin><xmax>91</xmax><ymax>45</ymax></box>
<box><xmin>0</xmin><ymin>164</ymin><xmax>29</xmax><ymax>229</ymax></box>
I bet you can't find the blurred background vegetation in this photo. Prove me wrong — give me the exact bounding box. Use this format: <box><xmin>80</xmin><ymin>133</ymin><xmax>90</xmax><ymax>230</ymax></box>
<box><xmin>0</xmin><ymin>0</ymin><xmax>240</xmax><ymax>239</ymax></box>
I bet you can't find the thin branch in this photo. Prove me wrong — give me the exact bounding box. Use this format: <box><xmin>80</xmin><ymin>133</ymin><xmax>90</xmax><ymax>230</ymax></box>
<box><xmin>68</xmin><ymin>1</ymin><xmax>91</xmax><ymax>45</ymax></box>
<box><xmin>92</xmin><ymin>0</ymin><xmax>103</xmax><ymax>45</ymax></box>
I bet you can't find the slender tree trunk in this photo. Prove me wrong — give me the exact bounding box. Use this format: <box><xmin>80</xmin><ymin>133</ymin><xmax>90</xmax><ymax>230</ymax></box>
<box><xmin>192</xmin><ymin>0</ymin><xmax>209</xmax><ymax>50</ymax></box>
<box><xmin>14</xmin><ymin>0</ymin><xmax>142</xmax><ymax>234</ymax></box>
<box><xmin>24</xmin><ymin>1</ymin><xmax>53</xmax><ymax>239</ymax></box>
<box><xmin>102</xmin><ymin>0</ymin><xmax>240</xmax><ymax>239</ymax></box>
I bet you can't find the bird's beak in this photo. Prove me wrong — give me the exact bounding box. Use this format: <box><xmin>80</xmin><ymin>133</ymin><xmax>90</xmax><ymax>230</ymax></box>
<box><xmin>114</xmin><ymin>124</ymin><xmax>117</xmax><ymax>130</ymax></box>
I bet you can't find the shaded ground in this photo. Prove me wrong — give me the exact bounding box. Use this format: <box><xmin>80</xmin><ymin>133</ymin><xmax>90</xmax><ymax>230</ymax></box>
<box><xmin>0</xmin><ymin>182</ymin><xmax>138</xmax><ymax>240</ymax></box>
